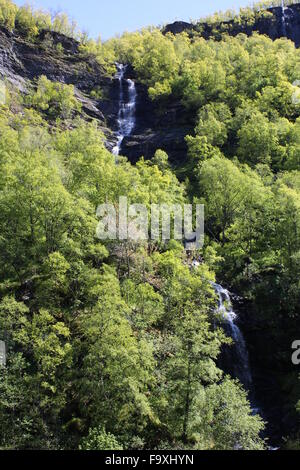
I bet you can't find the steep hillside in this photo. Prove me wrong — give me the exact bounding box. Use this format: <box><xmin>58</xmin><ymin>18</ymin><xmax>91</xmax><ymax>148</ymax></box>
<box><xmin>0</xmin><ymin>26</ymin><xmax>116</xmax><ymax>139</ymax></box>
<box><xmin>164</xmin><ymin>4</ymin><xmax>300</xmax><ymax>47</ymax></box>
<box><xmin>1</xmin><ymin>4</ymin><xmax>300</xmax><ymax>165</ymax></box>
<box><xmin>1</xmin><ymin>0</ymin><xmax>300</xmax><ymax>451</ymax></box>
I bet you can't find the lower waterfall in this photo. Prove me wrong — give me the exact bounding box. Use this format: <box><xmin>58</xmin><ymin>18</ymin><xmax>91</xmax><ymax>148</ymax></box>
<box><xmin>112</xmin><ymin>63</ymin><xmax>137</xmax><ymax>156</ymax></box>
<box><xmin>213</xmin><ymin>283</ymin><xmax>253</xmax><ymax>390</ymax></box>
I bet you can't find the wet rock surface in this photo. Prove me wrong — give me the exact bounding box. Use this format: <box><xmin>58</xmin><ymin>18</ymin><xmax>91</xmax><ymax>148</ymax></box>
<box><xmin>233</xmin><ymin>294</ymin><xmax>300</xmax><ymax>446</ymax></box>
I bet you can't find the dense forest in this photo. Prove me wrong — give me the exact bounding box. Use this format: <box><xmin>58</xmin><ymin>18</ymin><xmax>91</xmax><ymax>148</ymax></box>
<box><xmin>0</xmin><ymin>0</ymin><xmax>300</xmax><ymax>451</ymax></box>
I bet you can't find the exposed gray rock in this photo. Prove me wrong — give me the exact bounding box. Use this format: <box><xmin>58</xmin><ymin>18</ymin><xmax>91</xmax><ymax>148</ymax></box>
<box><xmin>122</xmin><ymin>127</ymin><xmax>191</xmax><ymax>164</ymax></box>
<box><xmin>0</xmin><ymin>26</ymin><xmax>112</xmax><ymax>123</ymax></box>
<box><xmin>1</xmin><ymin>3</ymin><xmax>300</xmax><ymax>166</ymax></box>
<box><xmin>164</xmin><ymin>4</ymin><xmax>300</xmax><ymax>48</ymax></box>
<box><xmin>163</xmin><ymin>21</ymin><xmax>193</xmax><ymax>35</ymax></box>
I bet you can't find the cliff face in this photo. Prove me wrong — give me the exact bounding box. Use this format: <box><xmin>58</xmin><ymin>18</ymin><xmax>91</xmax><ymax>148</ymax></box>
<box><xmin>0</xmin><ymin>5</ymin><xmax>299</xmax><ymax>164</ymax></box>
<box><xmin>0</xmin><ymin>26</ymin><xmax>116</xmax><ymax>139</ymax></box>
<box><xmin>164</xmin><ymin>5</ymin><xmax>300</xmax><ymax>47</ymax></box>
<box><xmin>0</xmin><ymin>27</ymin><xmax>111</xmax><ymax>96</ymax></box>
<box><xmin>117</xmin><ymin>73</ymin><xmax>192</xmax><ymax>165</ymax></box>
<box><xmin>97</xmin><ymin>65</ymin><xmax>194</xmax><ymax>164</ymax></box>
<box><xmin>122</xmin><ymin>4</ymin><xmax>300</xmax><ymax>164</ymax></box>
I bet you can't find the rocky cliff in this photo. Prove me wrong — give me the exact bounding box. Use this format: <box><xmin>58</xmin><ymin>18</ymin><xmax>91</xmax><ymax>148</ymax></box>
<box><xmin>0</xmin><ymin>4</ymin><xmax>299</xmax><ymax>164</ymax></box>
<box><xmin>122</xmin><ymin>4</ymin><xmax>300</xmax><ymax>164</ymax></box>
<box><xmin>0</xmin><ymin>26</ymin><xmax>116</xmax><ymax>141</ymax></box>
<box><xmin>164</xmin><ymin>4</ymin><xmax>300</xmax><ymax>47</ymax></box>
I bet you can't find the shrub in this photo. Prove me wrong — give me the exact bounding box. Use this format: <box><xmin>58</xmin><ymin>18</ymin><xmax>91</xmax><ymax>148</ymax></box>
<box><xmin>15</xmin><ymin>5</ymin><xmax>38</xmax><ymax>38</ymax></box>
<box><xmin>0</xmin><ymin>0</ymin><xmax>17</xmax><ymax>30</ymax></box>
<box><xmin>79</xmin><ymin>427</ymin><xmax>123</xmax><ymax>451</ymax></box>
<box><xmin>29</xmin><ymin>76</ymin><xmax>81</xmax><ymax>120</ymax></box>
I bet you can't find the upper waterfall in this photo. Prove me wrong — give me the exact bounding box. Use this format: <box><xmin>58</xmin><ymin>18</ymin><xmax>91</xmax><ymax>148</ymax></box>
<box><xmin>112</xmin><ymin>63</ymin><xmax>137</xmax><ymax>156</ymax></box>
<box><xmin>281</xmin><ymin>0</ymin><xmax>287</xmax><ymax>37</ymax></box>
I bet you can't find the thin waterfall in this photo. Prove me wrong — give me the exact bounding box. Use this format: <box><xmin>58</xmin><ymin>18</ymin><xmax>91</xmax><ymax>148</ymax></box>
<box><xmin>0</xmin><ymin>340</ymin><xmax>6</xmax><ymax>367</ymax></box>
<box><xmin>112</xmin><ymin>63</ymin><xmax>137</xmax><ymax>156</ymax></box>
<box><xmin>281</xmin><ymin>0</ymin><xmax>287</xmax><ymax>37</ymax></box>
<box><xmin>212</xmin><ymin>285</ymin><xmax>282</xmax><ymax>449</ymax></box>
<box><xmin>213</xmin><ymin>283</ymin><xmax>253</xmax><ymax>390</ymax></box>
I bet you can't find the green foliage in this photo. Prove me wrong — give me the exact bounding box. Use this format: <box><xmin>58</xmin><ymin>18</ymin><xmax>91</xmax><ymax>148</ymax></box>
<box><xmin>195</xmin><ymin>1</ymin><xmax>296</xmax><ymax>27</ymax></box>
<box><xmin>194</xmin><ymin>378</ymin><xmax>265</xmax><ymax>450</ymax></box>
<box><xmin>28</xmin><ymin>76</ymin><xmax>81</xmax><ymax>120</ymax></box>
<box><xmin>77</xmin><ymin>266</ymin><xmax>156</xmax><ymax>436</ymax></box>
<box><xmin>90</xmin><ymin>86</ymin><xmax>104</xmax><ymax>100</ymax></box>
<box><xmin>79</xmin><ymin>36</ymin><xmax>116</xmax><ymax>75</ymax></box>
<box><xmin>198</xmin><ymin>155</ymin><xmax>269</xmax><ymax>243</ymax></box>
<box><xmin>15</xmin><ymin>5</ymin><xmax>38</xmax><ymax>38</ymax></box>
<box><xmin>0</xmin><ymin>101</ymin><xmax>265</xmax><ymax>449</ymax></box>
<box><xmin>194</xmin><ymin>102</ymin><xmax>232</xmax><ymax>147</ymax></box>
<box><xmin>3</xmin><ymin>0</ymin><xmax>300</xmax><ymax>451</ymax></box>
<box><xmin>52</xmin><ymin>13</ymin><xmax>79</xmax><ymax>39</ymax></box>
<box><xmin>0</xmin><ymin>0</ymin><xmax>17</xmax><ymax>30</ymax></box>
<box><xmin>0</xmin><ymin>297</ymin><xmax>72</xmax><ymax>449</ymax></box>
<box><xmin>33</xmin><ymin>9</ymin><xmax>51</xmax><ymax>31</ymax></box>
<box><xmin>80</xmin><ymin>427</ymin><xmax>123</xmax><ymax>450</ymax></box>
<box><xmin>0</xmin><ymin>0</ymin><xmax>82</xmax><ymax>42</ymax></box>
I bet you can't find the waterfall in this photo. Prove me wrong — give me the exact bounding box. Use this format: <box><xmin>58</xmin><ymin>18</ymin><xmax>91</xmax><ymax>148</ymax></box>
<box><xmin>0</xmin><ymin>340</ymin><xmax>6</xmax><ymax>367</ymax></box>
<box><xmin>112</xmin><ymin>63</ymin><xmax>137</xmax><ymax>156</ymax></box>
<box><xmin>213</xmin><ymin>283</ymin><xmax>282</xmax><ymax>449</ymax></box>
<box><xmin>213</xmin><ymin>283</ymin><xmax>253</xmax><ymax>390</ymax></box>
<box><xmin>281</xmin><ymin>0</ymin><xmax>287</xmax><ymax>37</ymax></box>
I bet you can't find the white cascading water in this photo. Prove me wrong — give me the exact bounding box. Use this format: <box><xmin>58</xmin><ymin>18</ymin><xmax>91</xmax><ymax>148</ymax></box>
<box><xmin>213</xmin><ymin>283</ymin><xmax>253</xmax><ymax>390</ymax></box>
<box><xmin>112</xmin><ymin>63</ymin><xmax>137</xmax><ymax>156</ymax></box>
<box><xmin>0</xmin><ymin>340</ymin><xmax>6</xmax><ymax>367</ymax></box>
<box><xmin>281</xmin><ymin>0</ymin><xmax>287</xmax><ymax>37</ymax></box>
<box><xmin>213</xmin><ymin>284</ymin><xmax>281</xmax><ymax>448</ymax></box>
